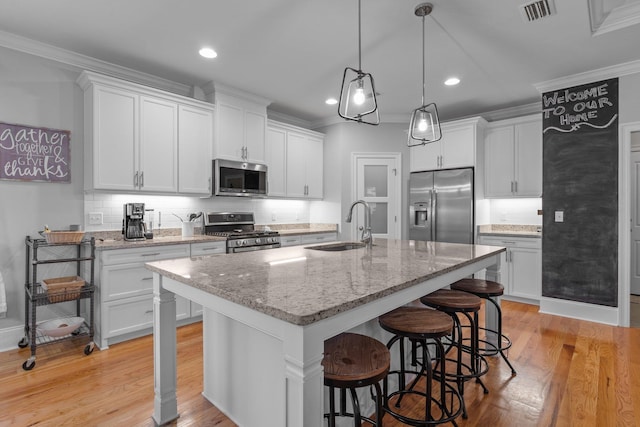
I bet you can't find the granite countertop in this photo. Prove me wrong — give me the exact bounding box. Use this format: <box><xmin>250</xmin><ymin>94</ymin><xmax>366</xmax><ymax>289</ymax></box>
<box><xmin>92</xmin><ymin>223</ymin><xmax>338</xmax><ymax>250</ymax></box>
<box><xmin>145</xmin><ymin>238</ymin><xmax>505</xmax><ymax>326</ymax></box>
<box><xmin>477</xmin><ymin>224</ymin><xmax>542</xmax><ymax>238</ymax></box>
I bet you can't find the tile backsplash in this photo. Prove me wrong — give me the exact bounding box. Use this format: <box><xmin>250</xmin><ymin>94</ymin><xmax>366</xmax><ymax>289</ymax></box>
<box><xmin>84</xmin><ymin>193</ymin><xmax>313</xmax><ymax>232</ymax></box>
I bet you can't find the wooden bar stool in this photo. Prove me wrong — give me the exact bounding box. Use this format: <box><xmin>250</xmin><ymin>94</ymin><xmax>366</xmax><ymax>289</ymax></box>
<box><xmin>378</xmin><ymin>306</ymin><xmax>463</xmax><ymax>426</ymax></box>
<box><xmin>322</xmin><ymin>332</ymin><xmax>390</xmax><ymax>426</ymax></box>
<box><xmin>420</xmin><ymin>289</ymin><xmax>489</xmax><ymax>419</ymax></box>
<box><xmin>450</xmin><ymin>278</ymin><xmax>517</xmax><ymax>375</ymax></box>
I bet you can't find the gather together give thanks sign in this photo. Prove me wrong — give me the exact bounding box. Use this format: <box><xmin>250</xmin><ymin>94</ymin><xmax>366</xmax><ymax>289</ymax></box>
<box><xmin>0</xmin><ymin>121</ymin><xmax>71</xmax><ymax>183</ymax></box>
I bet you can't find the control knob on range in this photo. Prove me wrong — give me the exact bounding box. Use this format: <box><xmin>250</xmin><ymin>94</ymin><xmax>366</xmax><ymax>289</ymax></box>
<box><xmin>255</xmin><ymin>238</ymin><xmax>261</xmax><ymax>244</ymax></box>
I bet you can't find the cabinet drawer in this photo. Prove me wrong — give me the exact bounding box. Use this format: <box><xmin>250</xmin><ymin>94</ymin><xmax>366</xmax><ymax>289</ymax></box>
<box><xmin>191</xmin><ymin>241</ymin><xmax>226</xmax><ymax>256</ymax></box>
<box><xmin>100</xmin><ymin>244</ymin><xmax>190</xmax><ymax>265</ymax></box>
<box><xmin>101</xmin><ymin>263</ymin><xmax>153</xmax><ymax>301</ymax></box>
<box><xmin>300</xmin><ymin>233</ymin><xmax>337</xmax><ymax>244</ymax></box>
<box><xmin>103</xmin><ymin>294</ymin><xmax>190</xmax><ymax>338</ymax></box>
<box><xmin>280</xmin><ymin>235</ymin><xmax>302</xmax><ymax>247</ymax></box>
<box><xmin>479</xmin><ymin>236</ymin><xmax>541</xmax><ymax>249</ymax></box>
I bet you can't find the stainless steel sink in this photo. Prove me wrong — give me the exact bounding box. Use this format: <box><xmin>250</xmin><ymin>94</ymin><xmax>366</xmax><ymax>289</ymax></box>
<box><xmin>305</xmin><ymin>242</ymin><xmax>367</xmax><ymax>251</ymax></box>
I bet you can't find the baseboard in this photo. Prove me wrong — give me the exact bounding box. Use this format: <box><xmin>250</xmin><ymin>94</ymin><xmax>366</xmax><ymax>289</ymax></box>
<box><xmin>539</xmin><ymin>297</ymin><xmax>620</xmax><ymax>326</ymax></box>
<box><xmin>0</xmin><ymin>324</ymin><xmax>26</xmax><ymax>352</ymax></box>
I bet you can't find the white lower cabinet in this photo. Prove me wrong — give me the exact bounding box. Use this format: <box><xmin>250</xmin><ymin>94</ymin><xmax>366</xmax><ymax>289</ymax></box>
<box><xmin>96</xmin><ymin>243</ymin><xmax>195</xmax><ymax>349</ymax></box>
<box><xmin>478</xmin><ymin>236</ymin><xmax>541</xmax><ymax>301</ymax></box>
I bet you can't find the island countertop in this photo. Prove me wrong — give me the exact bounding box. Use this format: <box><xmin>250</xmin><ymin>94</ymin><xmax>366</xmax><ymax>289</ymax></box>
<box><xmin>145</xmin><ymin>238</ymin><xmax>505</xmax><ymax>326</ymax></box>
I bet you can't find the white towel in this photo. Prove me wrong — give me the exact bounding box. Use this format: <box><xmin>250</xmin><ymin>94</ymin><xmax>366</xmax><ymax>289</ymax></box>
<box><xmin>0</xmin><ymin>271</ymin><xmax>6</xmax><ymax>318</ymax></box>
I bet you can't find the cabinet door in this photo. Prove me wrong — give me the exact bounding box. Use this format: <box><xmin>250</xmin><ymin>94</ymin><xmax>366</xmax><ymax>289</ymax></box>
<box><xmin>484</xmin><ymin>126</ymin><xmax>515</xmax><ymax>198</ymax></box>
<box><xmin>410</xmin><ymin>142</ymin><xmax>440</xmax><ymax>172</ymax></box>
<box><xmin>286</xmin><ymin>132</ymin><xmax>308</xmax><ymax>198</ymax></box>
<box><xmin>265</xmin><ymin>127</ymin><xmax>287</xmax><ymax>197</ymax></box>
<box><xmin>216</xmin><ymin>102</ymin><xmax>244</xmax><ymax>160</ymax></box>
<box><xmin>139</xmin><ymin>96</ymin><xmax>178</xmax><ymax>192</ymax></box>
<box><xmin>305</xmin><ymin>136</ymin><xmax>324</xmax><ymax>198</ymax></box>
<box><xmin>510</xmin><ymin>247</ymin><xmax>542</xmax><ymax>300</ymax></box>
<box><xmin>93</xmin><ymin>86</ymin><xmax>137</xmax><ymax>190</ymax></box>
<box><xmin>178</xmin><ymin>105</ymin><xmax>213</xmax><ymax>194</ymax></box>
<box><xmin>440</xmin><ymin>125</ymin><xmax>474</xmax><ymax>168</ymax></box>
<box><xmin>244</xmin><ymin>110</ymin><xmax>266</xmax><ymax>163</ymax></box>
<box><xmin>514</xmin><ymin>120</ymin><xmax>542</xmax><ymax>197</ymax></box>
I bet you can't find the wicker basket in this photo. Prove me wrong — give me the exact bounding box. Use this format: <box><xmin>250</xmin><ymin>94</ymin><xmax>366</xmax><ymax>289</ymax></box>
<box><xmin>41</xmin><ymin>276</ymin><xmax>85</xmax><ymax>302</ymax></box>
<box><xmin>43</xmin><ymin>230</ymin><xmax>85</xmax><ymax>244</ymax></box>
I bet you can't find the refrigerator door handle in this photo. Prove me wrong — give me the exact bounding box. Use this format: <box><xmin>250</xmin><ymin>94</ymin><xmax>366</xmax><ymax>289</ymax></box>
<box><xmin>431</xmin><ymin>190</ymin><xmax>437</xmax><ymax>241</ymax></box>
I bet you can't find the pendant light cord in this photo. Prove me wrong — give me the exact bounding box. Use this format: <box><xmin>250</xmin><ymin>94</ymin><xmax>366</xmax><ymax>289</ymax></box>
<box><xmin>358</xmin><ymin>0</ymin><xmax>362</xmax><ymax>71</ymax></box>
<box><xmin>421</xmin><ymin>13</ymin><xmax>426</xmax><ymax>106</ymax></box>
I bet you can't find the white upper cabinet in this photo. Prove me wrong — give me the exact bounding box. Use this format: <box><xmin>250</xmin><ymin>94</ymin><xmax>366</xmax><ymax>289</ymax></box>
<box><xmin>410</xmin><ymin>117</ymin><xmax>486</xmax><ymax>172</ymax></box>
<box><xmin>210</xmin><ymin>86</ymin><xmax>269</xmax><ymax>164</ymax></box>
<box><xmin>266</xmin><ymin>120</ymin><xmax>324</xmax><ymax>199</ymax></box>
<box><xmin>86</xmin><ymin>85</ymin><xmax>138</xmax><ymax>191</ymax></box>
<box><xmin>178</xmin><ymin>105</ymin><xmax>213</xmax><ymax>194</ymax></box>
<box><xmin>265</xmin><ymin>125</ymin><xmax>287</xmax><ymax>197</ymax></box>
<box><xmin>484</xmin><ymin>114</ymin><xmax>542</xmax><ymax>198</ymax></box>
<box><xmin>139</xmin><ymin>96</ymin><xmax>178</xmax><ymax>192</ymax></box>
<box><xmin>77</xmin><ymin>71</ymin><xmax>214</xmax><ymax>195</ymax></box>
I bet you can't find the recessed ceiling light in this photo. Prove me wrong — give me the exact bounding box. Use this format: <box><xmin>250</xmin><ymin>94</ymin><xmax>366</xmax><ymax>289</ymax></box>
<box><xmin>325</xmin><ymin>98</ymin><xmax>338</xmax><ymax>105</ymax></box>
<box><xmin>444</xmin><ymin>77</ymin><xmax>460</xmax><ymax>86</ymax></box>
<box><xmin>199</xmin><ymin>47</ymin><xmax>217</xmax><ymax>59</ymax></box>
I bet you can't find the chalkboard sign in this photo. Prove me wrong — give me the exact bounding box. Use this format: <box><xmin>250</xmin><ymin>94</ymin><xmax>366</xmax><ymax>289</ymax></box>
<box><xmin>542</xmin><ymin>79</ymin><xmax>618</xmax><ymax>135</ymax></box>
<box><xmin>0</xmin><ymin>122</ymin><xmax>71</xmax><ymax>183</ymax></box>
<box><xmin>542</xmin><ymin>78</ymin><xmax>618</xmax><ymax>307</ymax></box>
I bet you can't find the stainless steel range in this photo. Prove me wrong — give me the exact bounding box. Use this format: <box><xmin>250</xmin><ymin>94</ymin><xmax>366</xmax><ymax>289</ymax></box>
<box><xmin>202</xmin><ymin>212</ymin><xmax>281</xmax><ymax>253</ymax></box>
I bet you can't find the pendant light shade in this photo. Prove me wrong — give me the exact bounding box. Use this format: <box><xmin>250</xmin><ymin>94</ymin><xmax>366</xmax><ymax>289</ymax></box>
<box><xmin>408</xmin><ymin>3</ymin><xmax>441</xmax><ymax>146</ymax></box>
<box><xmin>338</xmin><ymin>0</ymin><xmax>380</xmax><ymax>125</ymax></box>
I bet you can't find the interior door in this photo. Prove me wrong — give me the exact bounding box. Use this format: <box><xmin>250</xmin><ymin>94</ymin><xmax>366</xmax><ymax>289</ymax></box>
<box><xmin>353</xmin><ymin>154</ymin><xmax>401</xmax><ymax>240</ymax></box>
<box><xmin>631</xmin><ymin>150</ymin><xmax>640</xmax><ymax>294</ymax></box>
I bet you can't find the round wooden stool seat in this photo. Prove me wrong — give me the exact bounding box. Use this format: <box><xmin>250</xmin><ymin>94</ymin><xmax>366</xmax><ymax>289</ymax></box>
<box><xmin>420</xmin><ymin>289</ymin><xmax>482</xmax><ymax>313</ymax></box>
<box><xmin>323</xmin><ymin>332</ymin><xmax>390</xmax><ymax>388</ymax></box>
<box><xmin>450</xmin><ymin>278</ymin><xmax>504</xmax><ymax>297</ymax></box>
<box><xmin>322</xmin><ymin>333</ymin><xmax>390</xmax><ymax>426</ymax></box>
<box><xmin>379</xmin><ymin>306</ymin><xmax>453</xmax><ymax>340</ymax></box>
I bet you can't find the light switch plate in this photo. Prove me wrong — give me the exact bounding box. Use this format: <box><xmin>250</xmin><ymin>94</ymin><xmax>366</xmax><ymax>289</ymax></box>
<box><xmin>88</xmin><ymin>212</ymin><xmax>103</xmax><ymax>225</ymax></box>
<box><xmin>554</xmin><ymin>211</ymin><xmax>564</xmax><ymax>222</ymax></box>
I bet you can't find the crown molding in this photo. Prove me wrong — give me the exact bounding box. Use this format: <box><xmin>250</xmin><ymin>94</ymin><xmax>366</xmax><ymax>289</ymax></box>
<box><xmin>589</xmin><ymin>0</ymin><xmax>640</xmax><ymax>36</ymax></box>
<box><xmin>202</xmin><ymin>81</ymin><xmax>271</xmax><ymax>107</ymax></box>
<box><xmin>0</xmin><ymin>29</ymin><xmax>192</xmax><ymax>96</ymax></box>
<box><xmin>534</xmin><ymin>59</ymin><xmax>640</xmax><ymax>94</ymax></box>
<box><xmin>267</xmin><ymin>110</ymin><xmax>314</xmax><ymax>129</ymax></box>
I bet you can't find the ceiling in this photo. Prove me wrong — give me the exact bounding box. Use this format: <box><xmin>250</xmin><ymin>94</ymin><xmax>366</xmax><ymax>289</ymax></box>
<box><xmin>1</xmin><ymin>0</ymin><xmax>640</xmax><ymax>125</ymax></box>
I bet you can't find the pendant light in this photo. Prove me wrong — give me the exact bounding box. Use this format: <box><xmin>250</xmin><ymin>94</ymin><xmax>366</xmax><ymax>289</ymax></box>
<box><xmin>338</xmin><ymin>0</ymin><xmax>380</xmax><ymax>125</ymax></box>
<box><xmin>408</xmin><ymin>3</ymin><xmax>441</xmax><ymax>146</ymax></box>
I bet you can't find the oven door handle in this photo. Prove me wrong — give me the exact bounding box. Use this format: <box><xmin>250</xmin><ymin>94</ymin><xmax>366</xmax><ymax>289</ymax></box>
<box><xmin>230</xmin><ymin>244</ymin><xmax>281</xmax><ymax>253</ymax></box>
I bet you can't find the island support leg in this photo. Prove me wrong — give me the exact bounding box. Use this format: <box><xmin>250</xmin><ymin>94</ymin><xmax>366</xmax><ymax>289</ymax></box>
<box><xmin>284</xmin><ymin>328</ymin><xmax>325</xmax><ymax>427</ymax></box>
<box><xmin>152</xmin><ymin>273</ymin><xmax>179</xmax><ymax>425</ymax></box>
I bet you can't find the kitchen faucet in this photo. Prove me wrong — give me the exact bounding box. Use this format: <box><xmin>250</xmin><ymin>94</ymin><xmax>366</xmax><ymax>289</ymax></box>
<box><xmin>346</xmin><ymin>200</ymin><xmax>373</xmax><ymax>249</ymax></box>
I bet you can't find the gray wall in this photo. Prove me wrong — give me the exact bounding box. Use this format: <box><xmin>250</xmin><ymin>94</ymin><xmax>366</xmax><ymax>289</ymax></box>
<box><xmin>317</xmin><ymin>121</ymin><xmax>411</xmax><ymax>240</ymax></box>
<box><xmin>0</xmin><ymin>48</ymin><xmax>85</xmax><ymax>330</ymax></box>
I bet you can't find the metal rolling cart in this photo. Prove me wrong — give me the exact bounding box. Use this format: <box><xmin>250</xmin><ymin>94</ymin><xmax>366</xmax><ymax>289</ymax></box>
<box><xmin>18</xmin><ymin>233</ymin><xmax>96</xmax><ymax>370</ymax></box>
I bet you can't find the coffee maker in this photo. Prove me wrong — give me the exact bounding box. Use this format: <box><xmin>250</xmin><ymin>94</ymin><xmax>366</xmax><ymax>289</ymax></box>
<box><xmin>123</xmin><ymin>203</ymin><xmax>146</xmax><ymax>241</ymax></box>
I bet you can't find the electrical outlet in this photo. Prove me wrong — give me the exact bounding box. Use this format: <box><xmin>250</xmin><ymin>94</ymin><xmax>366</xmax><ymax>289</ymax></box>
<box><xmin>88</xmin><ymin>212</ymin><xmax>103</xmax><ymax>225</ymax></box>
<box><xmin>554</xmin><ymin>211</ymin><xmax>564</xmax><ymax>222</ymax></box>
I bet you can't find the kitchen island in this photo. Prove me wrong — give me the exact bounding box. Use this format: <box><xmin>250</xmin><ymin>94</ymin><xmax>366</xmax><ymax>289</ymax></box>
<box><xmin>146</xmin><ymin>238</ymin><xmax>505</xmax><ymax>426</ymax></box>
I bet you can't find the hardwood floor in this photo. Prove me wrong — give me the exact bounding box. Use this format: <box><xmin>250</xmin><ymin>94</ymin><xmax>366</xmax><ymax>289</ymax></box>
<box><xmin>1</xmin><ymin>300</ymin><xmax>639</xmax><ymax>426</ymax></box>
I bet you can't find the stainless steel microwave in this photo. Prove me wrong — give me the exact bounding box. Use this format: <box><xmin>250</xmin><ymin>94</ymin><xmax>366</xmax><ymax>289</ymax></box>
<box><xmin>213</xmin><ymin>159</ymin><xmax>268</xmax><ymax>197</ymax></box>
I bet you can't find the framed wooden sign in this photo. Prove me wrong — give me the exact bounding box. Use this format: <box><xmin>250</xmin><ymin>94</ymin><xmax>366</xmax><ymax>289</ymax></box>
<box><xmin>0</xmin><ymin>121</ymin><xmax>71</xmax><ymax>183</ymax></box>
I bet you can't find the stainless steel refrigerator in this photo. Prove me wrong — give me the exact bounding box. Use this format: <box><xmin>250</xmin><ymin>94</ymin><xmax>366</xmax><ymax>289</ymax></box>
<box><xmin>409</xmin><ymin>168</ymin><xmax>474</xmax><ymax>244</ymax></box>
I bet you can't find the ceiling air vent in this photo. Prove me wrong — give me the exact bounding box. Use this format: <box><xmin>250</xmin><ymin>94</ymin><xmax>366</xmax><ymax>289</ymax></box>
<box><xmin>519</xmin><ymin>0</ymin><xmax>557</xmax><ymax>22</ymax></box>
